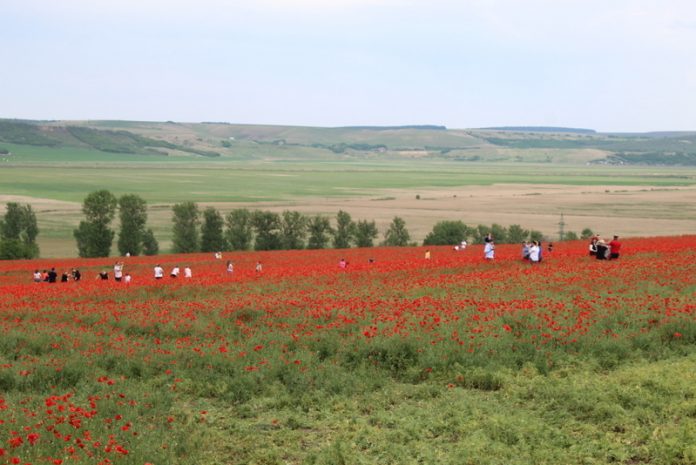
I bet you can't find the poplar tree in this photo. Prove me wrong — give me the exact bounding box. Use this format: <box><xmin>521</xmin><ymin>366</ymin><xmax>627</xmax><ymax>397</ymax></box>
<box><xmin>117</xmin><ymin>194</ymin><xmax>148</xmax><ymax>256</ymax></box>
<box><xmin>201</xmin><ymin>207</ymin><xmax>226</xmax><ymax>252</ymax></box>
<box><xmin>333</xmin><ymin>210</ymin><xmax>355</xmax><ymax>249</ymax></box>
<box><xmin>0</xmin><ymin>202</ymin><xmax>40</xmax><ymax>259</ymax></box>
<box><xmin>74</xmin><ymin>190</ymin><xmax>118</xmax><ymax>257</ymax></box>
<box><xmin>280</xmin><ymin>210</ymin><xmax>307</xmax><ymax>250</ymax></box>
<box><xmin>252</xmin><ymin>210</ymin><xmax>281</xmax><ymax>251</ymax></box>
<box><xmin>307</xmin><ymin>216</ymin><xmax>333</xmax><ymax>249</ymax></box>
<box><xmin>226</xmin><ymin>209</ymin><xmax>254</xmax><ymax>251</ymax></box>
<box><xmin>384</xmin><ymin>216</ymin><xmax>410</xmax><ymax>247</ymax></box>
<box><xmin>354</xmin><ymin>220</ymin><xmax>378</xmax><ymax>248</ymax></box>
<box><xmin>171</xmin><ymin>201</ymin><xmax>200</xmax><ymax>253</ymax></box>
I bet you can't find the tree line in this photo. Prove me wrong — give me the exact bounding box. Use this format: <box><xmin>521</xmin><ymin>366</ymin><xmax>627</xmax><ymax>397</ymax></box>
<box><xmin>170</xmin><ymin>202</ymin><xmax>412</xmax><ymax>253</ymax></box>
<box><xmin>0</xmin><ymin>190</ymin><xmax>597</xmax><ymax>259</ymax></box>
<box><xmin>73</xmin><ymin>190</ymin><xmax>159</xmax><ymax>258</ymax></box>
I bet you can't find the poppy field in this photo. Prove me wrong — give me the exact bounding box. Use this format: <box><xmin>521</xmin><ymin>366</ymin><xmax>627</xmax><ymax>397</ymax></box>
<box><xmin>1</xmin><ymin>238</ymin><xmax>695</xmax><ymax>465</ymax></box>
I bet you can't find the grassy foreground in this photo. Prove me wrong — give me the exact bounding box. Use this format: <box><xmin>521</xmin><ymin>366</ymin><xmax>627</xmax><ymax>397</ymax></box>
<box><xmin>0</xmin><ymin>239</ymin><xmax>695</xmax><ymax>464</ymax></box>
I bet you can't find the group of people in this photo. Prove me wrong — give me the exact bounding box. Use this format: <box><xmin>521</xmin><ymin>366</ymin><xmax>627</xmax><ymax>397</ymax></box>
<box><xmin>95</xmin><ymin>261</ymin><xmax>136</xmax><ymax>283</ymax></box>
<box><xmin>521</xmin><ymin>240</ymin><xmax>545</xmax><ymax>263</ymax></box>
<box><xmin>589</xmin><ymin>235</ymin><xmax>622</xmax><ymax>260</ymax></box>
<box><xmin>32</xmin><ymin>235</ymin><xmax>625</xmax><ymax>284</ymax></box>
<box><xmin>33</xmin><ymin>267</ymin><xmax>81</xmax><ymax>283</ymax></box>
<box><xmin>153</xmin><ymin>263</ymin><xmax>193</xmax><ymax>279</ymax></box>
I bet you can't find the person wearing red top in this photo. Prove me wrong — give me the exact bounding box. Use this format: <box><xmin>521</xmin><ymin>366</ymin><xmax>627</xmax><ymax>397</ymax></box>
<box><xmin>609</xmin><ymin>235</ymin><xmax>622</xmax><ymax>260</ymax></box>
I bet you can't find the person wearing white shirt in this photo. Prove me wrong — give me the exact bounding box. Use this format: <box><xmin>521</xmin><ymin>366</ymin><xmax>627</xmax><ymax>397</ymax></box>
<box><xmin>529</xmin><ymin>241</ymin><xmax>541</xmax><ymax>264</ymax></box>
<box><xmin>184</xmin><ymin>266</ymin><xmax>192</xmax><ymax>278</ymax></box>
<box><xmin>484</xmin><ymin>241</ymin><xmax>495</xmax><ymax>260</ymax></box>
<box><xmin>170</xmin><ymin>266</ymin><xmax>180</xmax><ymax>278</ymax></box>
<box><xmin>154</xmin><ymin>265</ymin><xmax>164</xmax><ymax>279</ymax></box>
<box><xmin>113</xmin><ymin>262</ymin><xmax>124</xmax><ymax>282</ymax></box>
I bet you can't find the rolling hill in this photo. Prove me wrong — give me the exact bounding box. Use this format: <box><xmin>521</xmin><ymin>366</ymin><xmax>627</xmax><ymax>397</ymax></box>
<box><xmin>1</xmin><ymin>119</ymin><xmax>696</xmax><ymax>165</ymax></box>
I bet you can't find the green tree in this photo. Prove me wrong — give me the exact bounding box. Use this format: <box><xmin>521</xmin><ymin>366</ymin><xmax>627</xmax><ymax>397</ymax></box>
<box><xmin>142</xmin><ymin>228</ymin><xmax>159</xmax><ymax>256</ymax></box>
<box><xmin>0</xmin><ymin>203</ymin><xmax>39</xmax><ymax>259</ymax></box>
<box><xmin>333</xmin><ymin>210</ymin><xmax>355</xmax><ymax>249</ymax></box>
<box><xmin>564</xmin><ymin>231</ymin><xmax>579</xmax><ymax>241</ymax></box>
<box><xmin>580</xmin><ymin>228</ymin><xmax>594</xmax><ymax>240</ymax></box>
<box><xmin>1</xmin><ymin>202</ymin><xmax>23</xmax><ymax>240</ymax></box>
<box><xmin>384</xmin><ymin>216</ymin><xmax>410</xmax><ymax>247</ymax></box>
<box><xmin>491</xmin><ymin>224</ymin><xmax>508</xmax><ymax>243</ymax></box>
<box><xmin>280</xmin><ymin>211</ymin><xmax>307</xmax><ymax>250</ymax></box>
<box><xmin>423</xmin><ymin>220</ymin><xmax>468</xmax><ymax>246</ymax></box>
<box><xmin>171</xmin><ymin>201</ymin><xmax>200</xmax><ymax>253</ymax></box>
<box><xmin>73</xmin><ymin>190</ymin><xmax>118</xmax><ymax>258</ymax></box>
<box><xmin>0</xmin><ymin>239</ymin><xmax>26</xmax><ymax>260</ymax></box>
<box><xmin>529</xmin><ymin>230</ymin><xmax>544</xmax><ymax>242</ymax></box>
<box><xmin>22</xmin><ymin>205</ymin><xmax>39</xmax><ymax>257</ymax></box>
<box><xmin>307</xmin><ymin>216</ymin><xmax>333</xmax><ymax>249</ymax></box>
<box><xmin>226</xmin><ymin>209</ymin><xmax>254</xmax><ymax>251</ymax></box>
<box><xmin>355</xmin><ymin>220</ymin><xmax>378</xmax><ymax>248</ymax></box>
<box><xmin>252</xmin><ymin>210</ymin><xmax>282</xmax><ymax>251</ymax></box>
<box><xmin>473</xmin><ymin>224</ymin><xmax>492</xmax><ymax>244</ymax></box>
<box><xmin>507</xmin><ymin>224</ymin><xmax>529</xmax><ymax>243</ymax></box>
<box><xmin>117</xmin><ymin>194</ymin><xmax>148</xmax><ymax>256</ymax></box>
<box><xmin>201</xmin><ymin>207</ymin><xmax>227</xmax><ymax>252</ymax></box>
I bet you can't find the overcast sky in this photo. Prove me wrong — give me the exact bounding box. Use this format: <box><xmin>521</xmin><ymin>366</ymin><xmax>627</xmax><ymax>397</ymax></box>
<box><xmin>2</xmin><ymin>0</ymin><xmax>695</xmax><ymax>131</ymax></box>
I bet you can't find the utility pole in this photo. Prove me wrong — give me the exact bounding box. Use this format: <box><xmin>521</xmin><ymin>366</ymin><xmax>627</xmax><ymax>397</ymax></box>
<box><xmin>558</xmin><ymin>213</ymin><xmax>566</xmax><ymax>241</ymax></box>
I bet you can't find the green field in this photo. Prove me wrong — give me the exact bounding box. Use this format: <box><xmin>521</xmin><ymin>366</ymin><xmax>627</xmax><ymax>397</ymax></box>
<box><xmin>3</xmin><ymin>155</ymin><xmax>696</xmax><ymax>204</ymax></box>
<box><xmin>2</xmin><ymin>120</ymin><xmax>696</xmax><ymax>258</ymax></box>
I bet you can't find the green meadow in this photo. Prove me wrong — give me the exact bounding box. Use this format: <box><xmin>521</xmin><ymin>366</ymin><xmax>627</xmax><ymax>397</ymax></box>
<box><xmin>2</xmin><ymin>154</ymin><xmax>695</xmax><ymax>204</ymax></box>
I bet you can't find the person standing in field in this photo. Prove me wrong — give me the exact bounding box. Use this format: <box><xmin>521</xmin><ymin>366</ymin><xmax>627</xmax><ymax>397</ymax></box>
<box><xmin>154</xmin><ymin>264</ymin><xmax>164</xmax><ymax>280</ymax></box>
<box><xmin>170</xmin><ymin>265</ymin><xmax>180</xmax><ymax>278</ymax></box>
<box><xmin>484</xmin><ymin>241</ymin><xmax>495</xmax><ymax>260</ymax></box>
<box><xmin>113</xmin><ymin>261</ymin><xmax>124</xmax><ymax>282</ymax></box>
<box><xmin>608</xmin><ymin>235</ymin><xmax>622</xmax><ymax>259</ymax></box>
<box><xmin>124</xmin><ymin>273</ymin><xmax>132</xmax><ymax>285</ymax></box>
<box><xmin>255</xmin><ymin>261</ymin><xmax>263</xmax><ymax>273</ymax></box>
<box><xmin>425</xmin><ymin>250</ymin><xmax>431</xmax><ymax>260</ymax></box>
<box><xmin>589</xmin><ymin>237</ymin><xmax>598</xmax><ymax>257</ymax></box>
<box><xmin>226</xmin><ymin>260</ymin><xmax>234</xmax><ymax>274</ymax></box>
<box><xmin>522</xmin><ymin>241</ymin><xmax>531</xmax><ymax>260</ymax></box>
<box><xmin>184</xmin><ymin>266</ymin><xmax>192</xmax><ymax>278</ymax></box>
<box><xmin>528</xmin><ymin>240</ymin><xmax>541</xmax><ymax>264</ymax></box>
<box><xmin>595</xmin><ymin>239</ymin><xmax>609</xmax><ymax>260</ymax></box>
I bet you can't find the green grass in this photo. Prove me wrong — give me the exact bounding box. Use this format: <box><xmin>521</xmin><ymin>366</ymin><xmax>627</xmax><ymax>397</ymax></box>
<box><xmin>187</xmin><ymin>354</ymin><xmax>696</xmax><ymax>465</ymax></box>
<box><xmin>2</xmin><ymin>155</ymin><xmax>695</xmax><ymax>203</ymax></box>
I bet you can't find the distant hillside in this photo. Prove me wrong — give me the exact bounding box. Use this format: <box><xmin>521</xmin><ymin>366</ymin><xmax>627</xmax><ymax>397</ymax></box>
<box><xmin>0</xmin><ymin>120</ymin><xmax>221</xmax><ymax>157</ymax></box>
<box><xmin>333</xmin><ymin>125</ymin><xmax>447</xmax><ymax>131</ymax></box>
<box><xmin>480</xmin><ymin>126</ymin><xmax>597</xmax><ymax>134</ymax></box>
<box><xmin>1</xmin><ymin>119</ymin><xmax>696</xmax><ymax>165</ymax></box>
